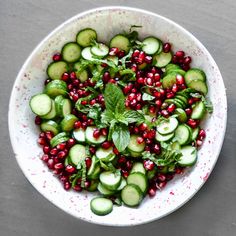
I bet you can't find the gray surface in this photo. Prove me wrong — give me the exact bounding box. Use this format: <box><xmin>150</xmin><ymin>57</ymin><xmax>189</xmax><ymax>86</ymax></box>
<box><xmin>1</xmin><ymin>0</ymin><xmax>236</xmax><ymax>235</ymax></box>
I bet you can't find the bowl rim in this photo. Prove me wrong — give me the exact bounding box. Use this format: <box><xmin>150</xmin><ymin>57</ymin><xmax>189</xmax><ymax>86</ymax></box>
<box><xmin>8</xmin><ymin>6</ymin><xmax>227</xmax><ymax>226</ymax></box>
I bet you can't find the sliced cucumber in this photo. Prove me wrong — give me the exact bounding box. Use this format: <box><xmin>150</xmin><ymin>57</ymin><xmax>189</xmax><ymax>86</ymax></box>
<box><xmin>109</xmin><ymin>34</ymin><xmax>130</xmax><ymax>53</ymax></box>
<box><xmin>91</xmin><ymin>43</ymin><xmax>109</xmax><ymax>58</ymax></box>
<box><xmin>87</xmin><ymin>180</ymin><xmax>99</xmax><ymax>192</ymax></box>
<box><xmin>40</xmin><ymin>120</ymin><xmax>60</xmax><ymax>135</ymax></box>
<box><xmin>156</xmin><ymin>39</ymin><xmax>163</xmax><ymax>54</ymax></box>
<box><xmin>157</xmin><ymin>117</ymin><xmax>178</xmax><ymax>135</ymax></box>
<box><xmin>130</xmin><ymin>162</ymin><xmax>146</xmax><ymax>175</ymax></box>
<box><xmin>61</xmin><ymin>42</ymin><xmax>81</xmax><ymax>63</ymax></box>
<box><xmin>174</xmin><ymin>124</ymin><xmax>190</xmax><ymax>145</ymax></box>
<box><xmin>95</xmin><ymin>147</ymin><xmax>115</xmax><ymax>162</ymax></box>
<box><xmin>72</xmin><ymin>128</ymin><xmax>86</xmax><ymax>143</ymax></box>
<box><xmin>142</xmin><ymin>37</ymin><xmax>161</xmax><ymax>55</ymax></box>
<box><xmin>41</xmin><ymin>100</ymin><xmax>57</xmax><ymax>119</ymax></box>
<box><xmin>85</xmin><ymin>126</ymin><xmax>106</xmax><ymax>145</ymax></box>
<box><xmin>175</xmin><ymin>95</ymin><xmax>188</xmax><ymax>106</ymax></box>
<box><xmin>185</xmin><ymin>68</ymin><xmax>206</xmax><ymax>85</ymax></box>
<box><xmin>69</xmin><ymin>144</ymin><xmax>86</xmax><ymax>166</ymax></box>
<box><xmin>81</xmin><ymin>47</ymin><xmax>95</xmax><ymax>61</ymax></box>
<box><xmin>166</xmin><ymin>68</ymin><xmax>186</xmax><ymax>76</ymax></box>
<box><xmin>74</xmin><ymin>62</ymin><xmax>89</xmax><ymax>82</ymax></box>
<box><xmin>76</xmin><ymin>28</ymin><xmax>97</xmax><ymax>47</ymax></box>
<box><xmin>192</xmin><ymin>127</ymin><xmax>200</xmax><ymax>141</ymax></box>
<box><xmin>127</xmin><ymin>172</ymin><xmax>148</xmax><ymax>194</ymax></box>
<box><xmin>44</xmin><ymin>80</ymin><xmax>68</xmax><ymax>98</ymax></box>
<box><xmin>187</xmin><ymin>80</ymin><xmax>208</xmax><ymax>95</ymax></box>
<box><xmin>29</xmin><ymin>93</ymin><xmax>52</xmax><ymax>116</ymax></box>
<box><xmin>87</xmin><ymin>156</ymin><xmax>100</xmax><ymax>179</ymax></box>
<box><xmin>127</xmin><ymin>135</ymin><xmax>145</xmax><ymax>153</ymax></box>
<box><xmin>99</xmin><ymin>171</ymin><xmax>122</xmax><ymax>191</ymax></box>
<box><xmin>121</xmin><ymin>184</ymin><xmax>143</xmax><ymax>207</ymax></box>
<box><xmin>129</xmin><ymin>150</ymin><xmax>142</xmax><ymax>158</ymax></box>
<box><xmin>165</xmin><ymin>63</ymin><xmax>180</xmax><ymax>72</ymax></box>
<box><xmin>117</xmin><ymin>177</ymin><xmax>127</xmax><ymax>191</ymax></box>
<box><xmin>97</xmin><ymin>183</ymin><xmax>115</xmax><ymax>196</ymax></box>
<box><xmin>49</xmin><ymin>132</ymin><xmax>68</xmax><ymax>147</ymax></box>
<box><xmin>50</xmin><ymin>136</ymin><xmax>69</xmax><ymax>148</ymax></box>
<box><xmin>47</xmin><ymin>61</ymin><xmax>68</xmax><ymax>80</ymax></box>
<box><xmin>178</xmin><ymin>146</ymin><xmax>197</xmax><ymax>166</ymax></box>
<box><xmin>165</xmin><ymin>98</ymin><xmax>183</xmax><ymax>109</ymax></box>
<box><xmin>174</xmin><ymin>108</ymin><xmax>188</xmax><ymax>123</ymax></box>
<box><xmin>90</xmin><ymin>197</ymin><xmax>113</xmax><ymax>216</ymax></box>
<box><xmin>191</xmin><ymin>101</ymin><xmax>206</xmax><ymax>119</ymax></box>
<box><xmin>162</xmin><ymin>72</ymin><xmax>178</xmax><ymax>89</ymax></box>
<box><xmin>155</xmin><ymin>131</ymin><xmax>174</xmax><ymax>142</ymax></box>
<box><xmin>60</xmin><ymin>98</ymin><xmax>72</xmax><ymax>117</ymax></box>
<box><xmin>60</xmin><ymin>114</ymin><xmax>78</xmax><ymax>132</ymax></box>
<box><xmin>153</xmin><ymin>51</ymin><xmax>172</xmax><ymax>68</ymax></box>
<box><xmin>106</xmin><ymin>55</ymin><xmax>119</xmax><ymax>66</ymax></box>
<box><xmin>54</xmin><ymin>95</ymin><xmax>64</xmax><ymax>116</ymax></box>
<box><xmin>171</xmin><ymin>141</ymin><xmax>181</xmax><ymax>150</ymax></box>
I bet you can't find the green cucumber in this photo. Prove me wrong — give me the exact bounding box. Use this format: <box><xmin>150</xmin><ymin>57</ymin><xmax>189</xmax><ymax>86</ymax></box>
<box><xmin>47</xmin><ymin>61</ymin><xmax>68</xmax><ymax>80</ymax></box>
<box><xmin>90</xmin><ymin>197</ymin><xmax>113</xmax><ymax>216</ymax></box>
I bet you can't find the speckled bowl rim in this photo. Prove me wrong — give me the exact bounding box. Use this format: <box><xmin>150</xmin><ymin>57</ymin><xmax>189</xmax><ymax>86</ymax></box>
<box><xmin>8</xmin><ymin>6</ymin><xmax>227</xmax><ymax>226</ymax></box>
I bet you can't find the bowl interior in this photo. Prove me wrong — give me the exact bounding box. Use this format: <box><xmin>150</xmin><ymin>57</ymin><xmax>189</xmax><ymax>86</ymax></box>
<box><xmin>9</xmin><ymin>7</ymin><xmax>227</xmax><ymax>226</ymax></box>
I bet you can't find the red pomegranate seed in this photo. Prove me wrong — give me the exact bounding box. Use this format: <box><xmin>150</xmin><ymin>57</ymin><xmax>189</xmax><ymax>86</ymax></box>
<box><xmin>153</xmin><ymin>90</ymin><xmax>161</xmax><ymax>98</ymax></box>
<box><xmin>118</xmin><ymin>156</ymin><xmax>126</xmax><ymax>165</ymax></box>
<box><xmin>167</xmin><ymin>104</ymin><xmax>176</xmax><ymax>113</ymax></box>
<box><xmin>161</xmin><ymin>102</ymin><xmax>169</xmax><ymax>109</ymax></box>
<box><xmin>64</xmin><ymin>165</ymin><xmax>75</xmax><ymax>174</ymax></box>
<box><xmin>126</xmin><ymin>160</ymin><xmax>132</xmax><ymax>170</ymax></box>
<box><xmin>56</xmin><ymin>142</ymin><xmax>66</xmax><ymax>150</ymax></box>
<box><xmin>154</xmin><ymin>73</ymin><xmax>161</xmax><ymax>81</ymax></box>
<box><xmin>149</xmin><ymin>105</ymin><xmax>156</xmax><ymax>114</ymax></box>
<box><xmin>144</xmin><ymin>55</ymin><xmax>152</xmax><ymax>64</ymax></box>
<box><xmin>139</xmin><ymin>123</ymin><xmax>148</xmax><ymax>131</ymax></box>
<box><xmin>152</xmin><ymin>144</ymin><xmax>161</xmax><ymax>154</ymax></box>
<box><xmin>69</xmin><ymin>72</ymin><xmax>76</xmax><ymax>80</ymax></box>
<box><xmin>73</xmin><ymin>185</ymin><xmax>82</xmax><ymax>192</ymax></box>
<box><xmin>46</xmin><ymin>131</ymin><xmax>54</xmax><ymax>141</ymax></box>
<box><xmin>47</xmin><ymin>159</ymin><xmax>54</xmax><ymax>169</ymax></box>
<box><xmin>143</xmin><ymin>160</ymin><xmax>155</xmax><ymax>171</ymax></box>
<box><xmin>161</xmin><ymin>109</ymin><xmax>169</xmax><ymax>118</ymax></box>
<box><xmin>155</xmin><ymin>81</ymin><xmax>162</xmax><ymax>87</ymax></box>
<box><xmin>113</xmin><ymin>148</ymin><xmax>119</xmax><ymax>155</ymax></box>
<box><xmin>53</xmin><ymin>53</ymin><xmax>62</xmax><ymax>61</ymax></box>
<box><xmin>102</xmin><ymin>71</ymin><xmax>111</xmax><ymax>83</ymax></box>
<box><xmin>93</xmin><ymin>129</ymin><xmax>100</xmax><ymax>139</ymax></box>
<box><xmin>133</xmin><ymin>126</ymin><xmax>139</xmax><ymax>134</ymax></box>
<box><xmin>84</xmin><ymin>180</ymin><xmax>91</xmax><ymax>188</ymax></box>
<box><xmin>81</xmin><ymin>100</ymin><xmax>87</xmax><ymax>105</ymax></box>
<box><xmin>132</xmin><ymin>49</ymin><xmax>140</xmax><ymax>57</ymax></box>
<box><xmin>64</xmin><ymin>181</ymin><xmax>71</xmax><ymax>190</ymax></box>
<box><xmin>123</xmin><ymin>86</ymin><xmax>131</xmax><ymax>94</ymax></box>
<box><xmin>145</xmin><ymin>138</ymin><xmax>152</xmax><ymax>144</ymax></box>
<box><xmin>81</xmin><ymin>122</ymin><xmax>87</xmax><ymax>129</ymax></box>
<box><xmin>50</xmin><ymin>148</ymin><xmax>58</xmax><ymax>156</ymax></box>
<box><xmin>198</xmin><ymin>129</ymin><xmax>206</xmax><ymax>140</ymax></box>
<box><xmin>109</xmin><ymin>47</ymin><xmax>119</xmax><ymax>56</ymax></box>
<box><xmin>163</xmin><ymin>42</ymin><xmax>171</xmax><ymax>53</ymax></box>
<box><xmin>101</xmin><ymin>141</ymin><xmax>112</xmax><ymax>149</ymax></box>
<box><xmin>121</xmin><ymin>170</ymin><xmax>129</xmax><ymax>178</ymax></box>
<box><xmin>142</xmin><ymin>131</ymin><xmax>149</xmax><ymax>139</ymax></box>
<box><xmin>74</xmin><ymin>121</ymin><xmax>81</xmax><ymax>129</ymax></box>
<box><xmin>155</xmin><ymin>99</ymin><xmax>162</xmax><ymax>107</ymax></box>
<box><xmin>172</xmin><ymin>55</ymin><xmax>178</xmax><ymax>64</ymax></box>
<box><xmin>39</xmin><ymin>132</ymin><xmax>46</xmax><ymax>138</ymax></box>
<box><xmin>175</xmin><ymin>50</ymin><xmax>185</xmax><ymax>58</ymax></box>
<box><xmin>150</xmin><ymin>67</ymin><xmax>157</xmax><ymax>74</ymax></box>
<box><xmin>54</xmin><ymin>163</ymin><xmax>64</xmax><ymax>170</ymax></box>
<box><xmin>136</xmin><ymin>103</ymin><xmax>142</xmax><ymax>110</ymax></box>
<box><xmin>43</xmin><ymin>145</ymin><xmax>50</xmax><ymax>154</ymax></box>
<box><xmin>130</xmin><ymin>99</ymin><xmax>137</xmax><ymax>107</ymax></box>
<box><xmin>137</xmin><ymin>77</ymin><xmax>145</xmax><ymax>84</ymax></box>
<box><xmin>175</xmin><ymin>167</ymin><xmax>183</xmax><ymax>174</ymax></box>
<box><xmin>128</xmin><ymin>93</ymin><xmax>136</xmax><ymax>101</ymax></box>
<box><xmin>147</xmin><ymin>129</ymin><xmax>156</xmax><ymax>139</ymax></box>
<box><xmin>172</xmin><ymin>84</ymin><xmax>178</xmax><ymax>93</ymax></box>
<box><xmin>38</xmin><ymin>137</ymin><xmax>46</xmax><ymax>146</ymax></box>
<box><xmin>145</xmin><ymin>77</ymin><xmax>153</xmax><ymax>86</ymax></box>
<box><xmin>157</xmin><ymin>181</ymin><xmax>167</xmax><ymax>189</ymax></box>
<box><xmin>137</xmin><ymin>51</ymin><xmax>145</xmax><ymax>64</ymax></box>
<box><xmin>166</xmin><ymin>92</ymin><xmax>175</xmax><ymax>99</ymax></box>
<box><xmin>176</xmin><ymin>74</ymin><xmax>185</xmax><ymax>85</ymax></box>
<box><xmin>85</xmin><ymin>157</ymin><xmax>92</xmax><ymax>169</ymax></box>
<box><xmin>89</xmin><ymin>146</ymin><xmax>96</xmax><ymax>155</ymax></box>
<box><xmin>147</xmin><ymin>72</ymin><xmax>154</xmax><ymax>79</ymax></box>
<box><xmin>44</xmin><ymin>78</ymin><xmax>51</xmax><ymax>85</ymax></box>
<box><xmin>100</xmin><ymin>128</ymin><xmax>107</xmax><ymax>136</ymax></box>
<box><xmin>182</xmin><ymin>63</ymin><xmax>190</xmax><ymax>71</ymax></box>
<box><xmin>145</xmin><ymin>146</ymin><xmax>151</xmax><ymax>152</ymax></box>
<box><xmin>35</xmin><ymin>116</ymin><xmax>42</xmax><ymax>125</ymax></box>
<box><xmin>67</xmin><ymin>138</ymin><xmax>76</xmax><ymax>147</ymax></box>
<box><xmin>131</xmin><ymin>64</ymin><xmax>138</xmax><ymax>72</ymax></box>
<box><xmin>187</xmin><ymin>119</ymin><xmax>199</xmax><ymax>129</ymax></box>
<box><xmin>185</xmin><ymin>108</ymin><xmax>192</xmax><ymax>116</ymax></box>
<box><xmin>118</xmin><ymin>50</ymin><xmax>125</xmax><ymax>58</ymax></box>
<box><xmin>148</xmin><ymin>188</ymin><xmax>156</xmax><ymax>197</ymax></box>
<box><xmin>57</xmin><ymin>151</ymin><xmax>67</xmax><ymax>159</ymax></box>
<box><xmin>157</xmin><ymin>173</ymin><xmax>166</xmax><ymax>182</ymax></box>
<box><xmin>184</xmin><ymin>56</ymin><xmax>192</xmax><ymax>64</ymax></box>
<box><xmin>196</xmin><ymin>139</ymin><xmax>203</xmax><ymax>147</ymax></box>
<box><xmin>41</xmin><ymin>154</ymin><xmax>49</xmax><ymax>162</ymax></box>
<box><xmin>137</xmin><ymin>136</ymin><xmax>144</xmax><ymax>144</ymax></box>
<box><xmin>188</xmin><ymin>98</ymin><xmax>194</xmax><ymax>105</ymax></box>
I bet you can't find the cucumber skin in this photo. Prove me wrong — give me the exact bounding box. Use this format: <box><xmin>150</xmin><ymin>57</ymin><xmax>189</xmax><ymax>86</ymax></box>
<box><xmin>121</xmin><ymin>184</ymin><xmax>143</xmax><ymax>207</ymax></box>
<box><xmin>90</xmin><ymin>197</ymin><xmax>113</xmax><ymax>216</ymax></box>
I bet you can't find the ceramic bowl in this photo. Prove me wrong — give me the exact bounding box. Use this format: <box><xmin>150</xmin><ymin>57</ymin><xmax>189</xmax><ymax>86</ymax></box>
<box><xmin>8</xmin><ymin>6</ymin><xmax>227</xmax><ymax>226</ymax></box>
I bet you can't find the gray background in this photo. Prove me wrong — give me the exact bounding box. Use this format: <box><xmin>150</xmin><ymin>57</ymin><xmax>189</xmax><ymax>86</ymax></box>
<box><xmin>1</xmin><ymin>0</ymin><xmax>236</xmax><ymax>235</ymax></box>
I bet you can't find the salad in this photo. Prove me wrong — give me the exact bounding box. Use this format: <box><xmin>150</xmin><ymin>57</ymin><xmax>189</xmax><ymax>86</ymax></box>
<box><xmin>30</xmin><ymin>27</ymin><xmax>213</xmax><ymax>216</ymax></box>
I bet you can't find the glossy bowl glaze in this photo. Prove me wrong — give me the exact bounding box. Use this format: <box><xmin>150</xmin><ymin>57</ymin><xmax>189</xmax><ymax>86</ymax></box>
<box><xmin>8</xmin><ymin>6</ymin><xmax>227</xmax><ymax>226</ymax></box>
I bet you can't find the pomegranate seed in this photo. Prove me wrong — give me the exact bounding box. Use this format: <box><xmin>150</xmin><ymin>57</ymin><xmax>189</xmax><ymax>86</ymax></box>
<box><xmin>121</xmin><ymin>170</ymin><xmax>129</xmax><ymax>178</ymax></box>
<box><xmin>43</xmin><ymin>145</ymin><xmax>50</xmax><ymax>154</ymax></box>
<box><xmin>147</xmin><ymin>72</ymin><xmax>154</xmax><ymax>79</ymax></box>
<box><xmin>148</xmin><ymin>130</ymin><xmax>156</xmax><ymax>139</ymax></box>
<box><xmin>139</xmin><ymin>123</ymin><xmax>148</xmax><ymax>131</ymax></box>
<box><xmin>38</xmin><ymin>137</ymin><xmax>46</xmax><ymax>146</ymax></box>
<box><xmin>123</xmin><ymin>86</ymin><xmax>131</xmax><ymax>94</ymax></box>
<box><xmin>172</xmin><ymin>84</ymin><xmax>178</xmax><ymax>93</ymax></box>
<box><xmin>80</xmin><ymin>100</ymin><xmax>87</xmax><ymax>105</ymax></box>
<box><xmin>148</xmin><ymin>188</ymin><xmax>156</xmax><ymax>197</ymax></box>
<box><xmin>130</xmin><ymin>99</ymin><xmax>137</xmax><ymax>107</ymax></box>
<box><xmin>185</xmin><ymin>108</ymin><xmax>192</xmax><ymax>116</ymax></box>
<box><xmin>157</xmin><ymin>181</ymin><xmax>167</xmax><ymax>189</ymax></box>
<box><xmin>184</xmin><ymin>56</ymin><xmax>192</xmax><ymax>64</ymax></box>
<box><xmin>109</xmin><ymin>47</ymin><xmax>119</xmax><ymax>56</ymax></box>
<box><xmin>102</xmin><ymin>71</ymin><xmax>111</xmax><ymax>83</ymax></box>
<box><xmin>74</xmin><ymin>121</ymin><xmax>81</xmax><ymax>129</ymax></box>
<box><xmin>125</xmin><ymin>100</ymin><xmax>129</xmax><ymax>107</ymax></box>
<box><xmin>153</xmin><ymin>90</ymin><xmax>161</xmax><ymax>98</ymax></box>
<box><xmin>35</xmin><ymin>116</ymin><xmax>42</xmax><ymax>125</ymax></box>
<box><xmin>45</xmin><ymin>131</ymin><xmax>53</xmax><ymax>140</ymax></box>
<box><xmin>176</xmin><ymin>74</ymin><xmax>185</xmax><ymax>85</ymax></box>
<box><xmin>53</xmin><ymin>53</ymin><xmax>61</xmax><ymax>61</ymax></box>
<box><xmin>128</xmin><ymin>93</ymin><xmax>136</xmax><ymax>101</ymax></box>
<box><xmin>113</xmin><ymin>148</ymin><xmax>119</xmax><ymax>155</ymax></box>
<box><xmin>39</xmin><ymin>132</ymin><xmax>46</xmax><ymax>138</ymax></box>
<box><xmin>118</xmin><ymin>50</ymin><xmax>125</xmax><ymax>58</ymax></box>
<box><xmin>166</xmin><ymin>92</ymin><xmax>175</xmax><ymax>99</ymax></box>
<box><xmin>172</xmin><ymin>55</ymin><xmax>178</xmax><ymax>64</ymax></box>
<box><xmin>89</xmin><ymin>146</ymin><xmax>96</xmax><ymax>155</ymax></box>
<box><xmin>143</xmin><ymin>160</ymin><xmax>155</xmax><ymax>171</ymax></box>
<box><xmin>93</xmin><ymin>129</ymin><xmax>100</xmax><ymax>139</ymax></box>
<box><xmin>64</xmin><ymin>165</ymin><xmax>75</xmax><ymax>173</ymax></box>
<box><xmin>155</xmin><ymin>99</ymin><xmax>162</xmax><ymax>107</ymax></box>
<box><xmin>144</xmin><ymin>55</ymin><xmax>152</xmax><ymax>64</ymax></box>
<box><xmin>81</xmin><ymin>122</ymin><xmax>87</xmax><ymax>129</ymax></box>
<box><xmin>64</xmin><ymin>181</ymin><xmax>71</xmax><ymax>190</ymax></box>
<box><xmin>182</xmin><ymin>63</ymin><xmax>190</xmax><ymax>71</ymax></box>
<box><xmin>157</xmin><ymin>173</ymin><xmax>166</xmax><ymax>182</ymax></box>
<box><xmin>175</xmin><ymin>50</ymin><xmax>185</xmax><ymax>58</ymax></box>
<box><xmin>85</xmin><ymin>157</ymin><xmax>92</xmax><ymax>169</ymax></box>
<box><xmin>161</xmin><ymin>102</ymin><xmax>169</xmax><ymax>109</ymax></box>
<box><xmin>126</xmin><ymin>160</ymin><xmax>132</xmax><ymax>170</ymax></box>
<box><xmin>145</xmin><ymin>146</ymin><xmax>151</xmax><ymax>152</ymax></box>
<box><xmin>89</xmin><ymin>99</ymin><xmax>96</xmax><ymax>106</ymax></box>
<box><xmin>150</xmin><ymin>67</ymin><xmax>157</xmax><ymax>74</ymax></box>
<box><xmin>133</xmin><ymin>126</ymin><xmax>139</xmax><ymax>134</ymax></box>
<box><xmin>84</xmin><ymin>180</ymin><xmax>91</xmax><ymax>188</ymax></box>
<box><xmin>101</xmin><ymin>141</ymin><xmax>112</xmax><ymax>149</ymax></box>
<box><xmin>67</xmin><ymin>138</ymin><xmax>76</xmax><ymax>147</ymax></box>
<box><xmin>44</xmin><ymin>78</ymin><xmax>51</xmax><ymax>85</ymax></box>
<box><xmin>50</xmin><ymin>148</ymin><xmax>58</xmax><ymax>156</ymax></box>
<box><xmin>167</xmin><ymin>104</ymin><xmax>176</xmax><ymax>113</ymax></box>
<box><xmin>137</xmin><ymin>136</ymin><xmax>144</xmax><ymax>144</ymax></box>
<box><xmin>136</xmin><ymin>103</ymin><xmax>142</xmax><ymax>110</ymax></box>
<box><xmin>154</xmin><ymin>73</ymin><xmax>161</xmax><ymax>81</ymax></box>
<box><xmin>152</xmin><ymin>144</ymin><xmax>161</xmax><ymax>154</ymax></box>
<box><xmin>131</xmin><ymin>64</ymin><xmax>138</xmax><ymax>72</ymax></box>
<box><xmin>137</xmin><ymin>77</ymin><xmax>145</xmax><ymax>86</ymax></box>
<box><xmin>131</xmin><ymin>88</ymin><xmax>137</xmax><ymax>93</ymax></box>
<box><xmin>73</xmin><ymin>185</ymin><xmax>82</xmax><ymax>192</ymax></box>
<box><xmin>198</xmin><ymin>129</ymin><xmax>206</xmax><ymax>140</ymax></box>
<box><xmin>145</xmin><ymin>77</ymin><xmax>153</xmax><ymax>86</ymax></box>
<box><xmin>188</xmin><ymin>98</ymin><xmax>195</xmax><ymax>105</ymax></box>
<box><xmin>61</xmin><ymin>72</ymin><xmax>70</xmax><ymax>82</ymax></box>
<box><xmin>187</xmin><ymin>119</ymin><xmax>199</xmax><ymax>129</ymax></box>
<box><xmin>56</xmin><ymin>142</ymin><xmax>66</xmax><ymax>150</ymax></box>
<box><xmin>100</xmin><ymin>128</ymin><xmax>107</xmax><ymax>136</ymax></box>
<box><xmin>196</xmin><ymin>139</ymin><xmax>203</xmax><ymax>147</ymax></box>
<box><xmin>57</xmin><ymin>151</ymin><xmax>67</xmax><ymax>159</ymax></box>
<box><xmin>132</xmin><ymin>49</ymin><xmax>140</xmax><ymax>57</ymax></box>
<box><xmin>47</xmin><ymin>159</ymin><xmax>54</xmax><ymax>169</ymax></box>
<box><xmin>142</xmin><ymin>131</ymin><xmax>149</xmax><ymax>139</ymax></box>
<box><xmin>145</xmin><ymin>138</ymin><xmax>152</xmax><ymax>144</ymax></box>
<box><xmin>175</xmin><ymin>167</ymin><xmax>183</xmax><ymax>174</ymax></box>
<box><xmin>163</xmin><ymin>42</ymin><xmax>171</xmax><ymax>53</ymax></box>
<box><xmin>118</xmin><ymin>156</ymin><xmax>126</xmax><ymax>165</ymax></box>
<box><xmin>54</xmin><ymin>163</ymin><xmax>64</xmax><ymax>170</ymax></box>
<box><xmin>161</xmin><ymin>109</ymin><xmax>169</xmax><ymax>118</ymax></box>
<box><xmin>149</xmin><ymin>105</ymin><xmax>156</xmax><ymax>114</ymax></box>
<box><xmin>41</xmin><ymin>154</ymin><xmax>49</xmax><ymax>162</ymax></box>
<box><xmin>155</xmin><ymin>81</ymin><xmax>162</xmax><ymax>87</ymax></box>
<box><xmin>137</xmin><ymin>51</ymin><xmax>145</xmax><ymax>64</ymax></box>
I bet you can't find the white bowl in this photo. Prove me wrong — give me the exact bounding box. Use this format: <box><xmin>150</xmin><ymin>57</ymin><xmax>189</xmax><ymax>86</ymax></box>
<box><xmin>8</xmin><ymin>6</ymin><xmax>227</xmax><ymax>226</ymax></box>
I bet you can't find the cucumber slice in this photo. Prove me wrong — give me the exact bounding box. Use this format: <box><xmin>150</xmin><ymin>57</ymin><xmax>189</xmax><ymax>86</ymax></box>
<box><xmin>187</xmin><ymin>80</ymin><xmax>208</xmax><ymax>95</ymax></box>
<box><xmin>166</xmin><ymin>69</ymin><xmax>186</xmax><ymax>76</ymax></box>
<box><xmin>174</xmin><ymin>124</ymin><xmax>190</xmax><ymax>145</ymax></box>
<box><xmin>87</xmin><ymin>180</ymin><xmax>99</xmax><ymax>192</ymax></box>
<box><xmin>121</xmin><ymin>184</ymin><xmax>143</xmax><ymax>207</ymax></box>
<box><xmin>109</xmin><ymin>34</ymin><xmax>130</xmax><ymax>53</ymax></box>
<box><xmin>156</xmin><ymin>39</ymin><xmax>163</xmax><ymax>54</ymax></box>
<box><xmin>74</xmin><ymin>62</ymin><xmax>89</xmax><ymax>82</ymax></box>
<box><xmin>157</xmin><ymin>117</ymin><xmax>178</xmax><ymax>135</ymax></box>
<box><xmin>191</xmin><ymin>101</ymin><xmax>206</xmax><ymax>119</ymax></box>
<box><xmin>99</xmin><ymin>171</ymin><xmax>122</xmax><ymax>191</ymax></box>
<box><xmin>91</xmin><ymin>43</ymin><xmax>109</xmax><ymax>58</ymax></box>
<box><xmin>61</xmin><ymin>42</ymin><xmax>81</xmax><ymax>63</ymax></box>
<box><xmin>29</xmin><ymin>94</ymin><xmax>52</xmax><ymax>116</ymax></box>
<box><xmin>117</xmin><ymin>177</ymin><xmax>127</xmax><ymax>191</ymax></box>
<box><xmin>129</xmin><ymin>150</ymin><xmax>142</xmax><ymax>158</ymax></box>
<box><xmin>178</xmin><ymin>146</ymin><xmax>197</xmax><ymax>166</ymax></box>
<box><xmin>60</xmin><ymin>114</ymin><xmax>78</xmax><ymax>132</ymax></box>
<box><xmin>155</xmin><ymin>131</ymin><xmax>174</xmax><ymax>142</ymax></box>
<box><xmin>142</xmin><ymin>37</ymin><xmax>160</xmax><ymax>55</ymax></box>
<box><xmin>47</xmin><ymin>61</ymin><xmax>68</xmax><ymax>80</ymax></box>
<box><xmin>54</xmin><ymin>95</ymin><xmax>64</xmax><ymax>116</ymax></box>
<box><xmin>106</xmin><ymin>55</ymin><xmax>119</xmax><ymax>66</ymax></box>
<box><xmin>97</xmin><ymin>183</ymin><xmax>115</xmax><ymax>196</ymax></box>
<box><xmin>175</xmin><ymin>95</ymin><xmax>188</xmax><ymax>106</ymax></box>
<box><xmin>41</xmin><ymin>100</ymin><xmax>57</xmax><ymax>119</ymax></box>
<box><xmin>165</xmin><ymin>99</ymin><xmax>183</xmax><ymax>109</ymax></box>
<box><xmin>81</xmin><ymin>47</ymin><xmax>95</xmax><ymax>61</ymax></box>
<box><xmin>90</xmin><ymin>197</ymin><xmax>113</xmax><ymax>216</ymax></box>
<box><xmin>40</xmin><ymin>120</ymin><xmax>60</xmax><ymax>135</ymax></box>
<box><xmin>192</xmin><ymin>127</ymin><xmax>200</xmax><ymax>141</ymax></box>
<box><xmin>185</xmin><ymin>68</ymin><xmax>206</xmax><ymax>85</ymax></box>
<box><xmin>127</xmin><ymin>172</ymin><xmax>148</xmax><ymax>194</ymax></box>
<box><xmin>174</xmin><ymin>108</ymin><xmax>188</xmax><ymax>123</ymax></box>
<box><xmin>87</xmin><ymin>156</ymin><xmax>100</xmax><ymax>179</ymax></box>
<box><xmin>171</xmin><ymin>141</ymin><xmax>181</xmax><ymax>150</ymax></box>
<box><xmin>130</xmin><ymin>162</ymin><xmax>146</xmax><ymax>175</ymax></box>
<box><xmin>184</xmin><ymin>124</ymin><xmax>193</xmax><ymax>144</ymax></box>
<box><xmin>85</xmin><ymin>126</ymin><xmax>106</xmax><ymax>145</ymax></box>
<box><xmin>49</xmin><ymin>132</ymin><xmax>68</xmax><ymax>146</ymax></box>
<box><xmin>60</xmin><ymin>98</ymin><xmax>72</xmax><ymax>117</ymax></box>
<box><xmin>127</xmin><ymin>135</ymin><xmax>145</xmax><ymax>153</ymax></box>
<box><xmin>174</xmin><ymin>98</ymin><xmax>187</xmax><ymax>109</ymax></box>
<box><xmin>95</xmin><ymin>147</ymin><xmax>115</xmax><ymax>162</ymax></box>
<box><xmin>69</xmin><ymin>144</ymin><xmax>86</xmax><ymax>166</ymax></box>
<box><xmin>44</xmin><ymin>80</ymin><xmax>68</xmax><ymax>98</ymax></box>
<box><xmin>162</xmin><ymin>72</ymin><xmax>177</xmax><ymax>89</ymax></box>
<box><xmin>76</xmin><ymin>28</ymin><xmax>97</xmax><ymax>47</ymax></box>
<box><xmin>153</xmin><ymin>51</ymin><xmax>172</xmax><ymax>68</ymax></box>
<box><xmin>72</xmin><ymin>128</ymin><xmax>86</xmax><ymax>143</ymax></box>
<box><xmin>165</xmin><ymin>63</ymin><xmax>180</xmax><ymax>72</ymax></box>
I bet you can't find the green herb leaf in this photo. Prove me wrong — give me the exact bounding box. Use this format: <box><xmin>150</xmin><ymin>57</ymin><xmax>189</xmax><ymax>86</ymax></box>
<box><xmin>142</xmin><ymin>93</ymin><xmax>155</xmax><ymax>101</ymax></box>
<box><xmin>112</xmin><ymin>124</ymin><xmax>130</xmax><ymax>152</ymax></box>
<box><xmin>202</xmin><ymin>97</ymin><xmax>213</xmax><ymax>113</ymax></box>
<box><xmin>123</xmin><ymin>110</ymin><xmax>145</xmax><ymax>124</ymax></box>
<box><xmin>101</xmin><ymin>109</ymin><xmax>115</xmax><ymax>125</ymax></box>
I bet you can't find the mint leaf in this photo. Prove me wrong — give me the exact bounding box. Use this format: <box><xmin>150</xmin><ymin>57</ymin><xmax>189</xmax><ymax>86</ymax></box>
<box><xmin>112</xmin><ymin>124</ymin><xmax>130</xmax><ymax>152</ymax></box>
<box><xmin>101</xmin><ymin>110</ymin><xmax>115</xmax><ymax>125</ymax></box>
<box><xmin>104</xmin><ymin>83</ymin><xmax>125</xmax><ymax>113</ymax></box>
<box><xmin>123</xmin><ymin>110</ymin><xmax>145</xmax><ymax>124</ymax></box>
<box><xmin>142</xmin><ymin>93</ymin><xmax>155</xmax><ymax>101</ymax></box>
